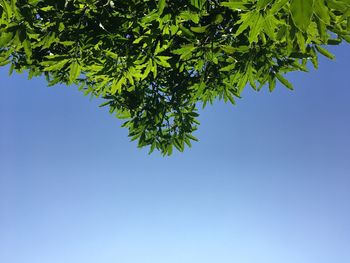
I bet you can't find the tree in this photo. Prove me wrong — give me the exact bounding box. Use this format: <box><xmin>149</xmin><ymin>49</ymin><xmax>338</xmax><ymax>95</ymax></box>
<box><xmin>1</xmin><ymin>0</ymin><xmax>349</xmax><ymax>155</ymax></box>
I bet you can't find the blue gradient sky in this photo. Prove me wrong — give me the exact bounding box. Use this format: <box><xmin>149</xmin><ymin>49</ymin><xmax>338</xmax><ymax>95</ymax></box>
<box><xmin>1</xmin><ymin>44</ymin><xmax>350</xmax><ymax>263</ymax></box>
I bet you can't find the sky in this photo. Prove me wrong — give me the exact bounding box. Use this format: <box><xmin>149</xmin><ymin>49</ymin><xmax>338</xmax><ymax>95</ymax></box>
<box><xmin>1</xmin><ymin>44</ymin><xmax>350</xmax><ymax>263</ymax></box>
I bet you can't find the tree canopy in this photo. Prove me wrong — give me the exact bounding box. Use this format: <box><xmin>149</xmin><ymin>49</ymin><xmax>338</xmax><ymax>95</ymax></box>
<box><xmin>1</xmin><ymin>0</ymin><xmax>350</xmax><ymax>155</ymax></box>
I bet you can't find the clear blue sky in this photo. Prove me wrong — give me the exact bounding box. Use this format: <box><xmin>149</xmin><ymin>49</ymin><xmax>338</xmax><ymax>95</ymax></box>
<box><xmin>1</xmin><ymin>44</ymin><xmax>350</xmax><ymax>263</ymax></box>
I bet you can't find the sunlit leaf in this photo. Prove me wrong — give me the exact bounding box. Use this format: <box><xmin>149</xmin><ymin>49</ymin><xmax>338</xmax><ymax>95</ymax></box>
<box><xmin>69</xmin><ymin>61</ymin><xmax>81</xmax><ymax>84</ymax></box>
<box><xmin>290</xmin><ymin>0</ymin><xmax>314</xmax><ymax>32</ymax></box>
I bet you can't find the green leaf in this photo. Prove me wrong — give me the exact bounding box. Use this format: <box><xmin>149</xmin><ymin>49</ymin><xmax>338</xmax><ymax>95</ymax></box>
<box><xmin>257</xmin><ymin>0</ymin><xmax>273</xmax><ymax>10</ymax></box>
<box><xmin>315</xmin><ymin>45</ymin><xmax>335</xmax><ymax>59</ymax></box>
<box><xmin>0</xmin><ymin>32</ymin><xmax>13</xmax><ymax>47</ymax></box>
<box><xmin>179</xmin><ymin>24</ymin><xmax>196</xmax><ymax>39</ymax></box>
<box><xmin>220</xmin><ymin>63</ymin><xmax>236</xmax><ymax>72</ymax></box>
<box><xmin>221</xmin><ymin>1</ymin><xmax>248</xmax><ymax>11</ymax></box>
<box><xmin>105</xmin><ymin>50</ymin><xmax>118</xmax><ymax>60</ymax></box>
<box><xmin>187</xmin><ymin>134</ymin><xmax>199</xmax><ymax>142</ymax></box>
<box><xmin>60</xmin><ymin>41</ymin><xmax>75</xmax><ymax>46</ymax></box>
<box><xmin>314</xmin><ymin>0</ymin><xmax>330</xmax><ymax>24</ymax></box>
<box><xmin>69</xmin><ymin>61</ymin><xmax>81</xmax><ymax>84</ymax></box>
<box><xmin>263</xmin><ymin>15</ymin><xmax>277</xmax><ymax>40</ymax></box>
<box><xmin>141</xmin><ymin>10</ymin><xmax>159</xmax><ymax>24</ymax></box>
<box><xmin>213</xmin><ymin>14</ymin><xmax>224</xmax><ymax>24</ymax></box>
<box><xmin>327</xmin><ymin>38</ymin><xmax>342</xmax><ymax>45</ymax></box>
<box><xmin>310</xmin><ymin>47</ymin><xmax>319</xmax><ymax>68</ymax></box>
<box><xmin>40</xmin><ymin>6</ymin><xmax>55</xmax><ymax>11</ymax></box>
<box><xmin>174</xmin><ymin>138</ymin><xmax>184</xmax><ymax>152</ymax></box>
<box><xmin>43</xmin><ymin>59</ymin><xmax>69</xmax><ymax>71</ymax></box>
<box><xmin>155</xmin><ymin>56</ymin><xmax>171</xmax><ymax>67</ymax></box>
<box><xmin>327</xmin><ymin>1</ymin><xmax>348</xmax><ymax>12</ymax></box>
<box><xmin>235</xmin><ymin>12</ymin><xmax>255</xmax><ymax>37</ymax></box>
<box><xmin>295</xmin><ymin>31</ymin><xmax>306</xmax><ymax>52</ymax></box>
<box><xmin>142</xmin><ymin>59</ymin><xmax>153</xmax><ymax>79</ymax></box>
<box><xmin>167</xmin><ymin>144</ymin><xmax>173</xmax><ymax>156</ymax></box>
<box><xmin>179</xmin><ymin>11</ymin><xmax>199</xmax><ymax>23</ymax></box>
<box><xmin>110</xmin><ymin>77</ymin><xmax>126</xmax><ymax>94</ymax></box>
<box><xmin>220</xmin><ymin>45</ymin><xmax>236</xmax><ymax>54</ymax></box>
<box><xmin>249</xmin><ymin>12</ymin><xmax>264</xmax><ymax>43</ymax></box>
<box><xmin>269</xmin><ymin>0</ymin><xmax>289</xmax><ymax>14</ymax></box>
<box><xmin>172</xmin><ymin>44</ymin><xmax>196</xmax><ymax>60</ymax></box>
<box><xmin>23</xmin><ymin>39</ymin><xmax>32</xmax><ymax>62</ymax></box>
<box><xmin>268</xmin><ymin>76</ymin><xmax>277</xmax><ymax>92</ymax></box>
<box><xmin>158</xmin><ymin>0</ymin><xmax>166</xmax><ymax>15</ymax></box>
<box><xmin>237</xmin><ymin>72</ymin><xmax>249</xmax><ymax>92</ymax></box>
<box><xmin>0</xmin><ymin>59</ymin><xmax>10</xmax><ymax>66</ymax></box>
<box><xmin>190</xmin><ymin>0</ymin><xmax>206</xmax><ymax>9</ymax></box>
<box><xmin>276</xmin><ymin>73</ymin><xmax>294</xmax><ymax>90</ymax></box>
<box><xmin>0</xmin><ymin>0</ymin><xmax>12</xmax><ymax>19</ymax></box>
<box><xmin>247</xmin><ymin>65</ymin><xmax>257</xmax><ymax>90</ymax></box>
<box><xmin>343</xmin><ymin>35</ymin><xmax>350</xmax><ymax>43</ymax></box>
<box><xmin>148</xmin><ymin>141</ymin><xmax>157</xmax><ymax>154</ymax></box>
<box><xmin>290</xmin><ymin>0</ymin><xmax>314</xmax><ymax>32</ymax></box>
<box><xmin>190</xmin><ymin>25</ymin><xmax>208</xmax><ymax>33</ymax></box>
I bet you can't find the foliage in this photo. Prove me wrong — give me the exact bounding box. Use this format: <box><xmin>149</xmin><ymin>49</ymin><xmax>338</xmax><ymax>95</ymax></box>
<box><xmin>1</xmin><ymin>0</ymin><xmax>349</xmax><ymax>155</ymax></box>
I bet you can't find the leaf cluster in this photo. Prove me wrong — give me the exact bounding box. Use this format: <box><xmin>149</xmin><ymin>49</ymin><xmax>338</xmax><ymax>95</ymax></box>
<box><xmin>1</xmin><ymin>0</ymin><xmax>349</xmax><ymax>155</ymax></box>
